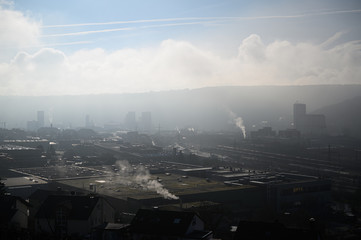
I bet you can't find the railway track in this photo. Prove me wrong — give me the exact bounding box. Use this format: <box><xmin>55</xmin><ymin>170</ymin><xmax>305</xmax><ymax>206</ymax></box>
<box><xmin>216</xmin><ymin>145</ymin><xmax>343</xmax><ymax>173</ymax></box>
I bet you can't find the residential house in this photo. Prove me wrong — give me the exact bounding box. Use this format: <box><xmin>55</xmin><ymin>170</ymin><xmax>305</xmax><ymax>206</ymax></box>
<box><xmin>35</xmin><ymin>194</ymin><xmax>115</xmax><ymax>238</ymax></box>
<box><xmin>92</xmin><ymin>222</ymin><xmax>130</xmax><ymax>240</ymax></box>
<box><xmin>130</xmin><ymin>208</ymin><xmax>213</xmax><ymax>240</ymax></box>
<box><xmin>0</xmin><ymin>195</ymin><xmax>30</xmax><ymax>230</ymax></box>
<box><xmin>233</xmin><ymin>220</ymin><xmax>321</xmax><ymax>240</ymax></box>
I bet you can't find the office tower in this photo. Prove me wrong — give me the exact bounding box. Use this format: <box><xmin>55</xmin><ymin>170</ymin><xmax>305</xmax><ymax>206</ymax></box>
<box><xmin>293</xmin><ymin>103</ymin><xmax>326</xmax><ymax>136</ymax></box>
<box><xmin>85</xmin><ymin>115</ymin><xmax>90</xmax><ymax>128</ymax></box>
<box><xmin>124</xmin><ymin>111</ymin><xmax>136</xmax><ymax>130</ymax></box>
<box><xmin>37</xmin><ymin>111</ymin><xmax>45</xmax><ymax>128</ymax></box>
<box><xmin>293</xmin><ymin>103</ymin><xmax>306</xmax><ymax>130</ymax></box>
<box><xmin>140</xmin><ymin>112</ymin><xmax>152</xmax><ymax>132</ymax></box>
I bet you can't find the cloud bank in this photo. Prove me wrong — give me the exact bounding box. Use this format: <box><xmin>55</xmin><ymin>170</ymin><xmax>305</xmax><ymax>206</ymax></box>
<box><xmin>1</xmin><ymin>5</ymin><xmax>361</xmax><ymax>96</ymax></box>
<box><xmin>2</xmin><ymin>35</ymin><xmax>360</xmax><ymax>96</ymax></box>
<box><xmin>0</xmin><ymin>3</ymin><xmax>40</xmax><ymax>60</ymax></box>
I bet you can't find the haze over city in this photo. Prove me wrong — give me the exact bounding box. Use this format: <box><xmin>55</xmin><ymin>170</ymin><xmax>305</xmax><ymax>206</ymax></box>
<box><xmin>1</xmin><ymin>1</ymin><xmax>361</xmax><ymax>239</ymax></box>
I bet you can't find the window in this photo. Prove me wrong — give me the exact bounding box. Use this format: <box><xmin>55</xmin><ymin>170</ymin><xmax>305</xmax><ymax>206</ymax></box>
<box><xmin>293</xmin><ymin>187</ymin><xmax>303</xmax><ymax>193</ymax></box>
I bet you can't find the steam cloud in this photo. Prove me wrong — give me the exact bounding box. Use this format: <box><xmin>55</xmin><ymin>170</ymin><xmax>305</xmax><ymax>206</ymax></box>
<box><xmin>114</xmin><ymin>160</ymin><xmax>179</xmax><ymax>200</ymax></box>
<box><xmin>228</xmin><ymin>110</ymin><xmax>247</xmax><ymax>139</ymax></box>
<box><xmin>234</xmin><ymin>117</ymin><xmax>246</xmax><ymax>139</ymax></box>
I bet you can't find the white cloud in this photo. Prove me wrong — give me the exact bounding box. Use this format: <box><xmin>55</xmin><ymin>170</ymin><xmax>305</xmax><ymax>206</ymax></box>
<box><xmin>1</xmin><ymin>2</ymin><xmax>360</xmax><ymax>96</ymax></box>
<box><xmin>1</xmin><ymin>34</ymin><xmax>361</xmax><ymax>96</ymax></box>
<box><xmin>0</xmin><ymin>3</ymin><xmax>41</xmax><ymax>61</ymax></box>
<box><xmin>0</xmin><ymin>0</ymin><xmax>13</xmax><ymax>8</ymax></box>
<box><xmin>0</xmin><ymin>4</ymin><xmax>360</xmax><ymax>95</ymax></box>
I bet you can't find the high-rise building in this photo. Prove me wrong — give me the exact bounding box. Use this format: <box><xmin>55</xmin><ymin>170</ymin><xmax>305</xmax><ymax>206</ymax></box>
<box><xmin>140</xmin><ymin>112</ymin><xmax>152</xmax><ymax>132</ymax></box>
<box><xmin>293</xmin><ymin>103</ymin><xmax>326</xmax><ymax>136</ymax></box>
<box><xmin>293</xmin><ymin>103</ymin><xmax>306</xmax><ymax>130</ymax></box>
<box><xmin>85</xmin><ymin>115</ymin><xmax>90</xmax><ymax>128</ymax></box>
<box><xmin>37</xmin><ymin>111</ymin><xmax>45</xmax><ymax>128</ymax></box>
<box><xmin>85</xmin><ymin>114</ymin><xmax>94</xmax><ymax>128</ymax></box>
<box><xmin>124</xmin><ymin>111</ymin><xmax>136</xmax><ymax>130</ymax></box>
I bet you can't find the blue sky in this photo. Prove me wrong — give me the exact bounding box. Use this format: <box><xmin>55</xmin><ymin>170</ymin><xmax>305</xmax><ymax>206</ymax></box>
<box><xmin>1</xmin><ymin>0</ymin><xmax>361</xmax><ymax>95</ymax></box>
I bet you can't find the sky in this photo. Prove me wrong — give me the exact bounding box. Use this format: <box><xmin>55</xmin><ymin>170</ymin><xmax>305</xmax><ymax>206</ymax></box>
<box><xmin>1</xmin><ymin>0</ymin><xmax>361</xmax><ymax>96</ymax></box>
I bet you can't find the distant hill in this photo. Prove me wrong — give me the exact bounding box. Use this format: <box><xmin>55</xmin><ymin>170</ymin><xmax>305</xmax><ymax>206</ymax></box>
<box><xmin>314</xmin><ymin>95</ymin><xmax>361</xmax><ymax>138</ymax></box>
<box><xmin>1</xmin><ymin>85</ymin><xmax>361</xmax><ymax>133</ymax></box>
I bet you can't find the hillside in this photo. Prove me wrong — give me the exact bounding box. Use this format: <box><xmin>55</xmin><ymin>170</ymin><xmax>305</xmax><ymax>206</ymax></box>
<box><xmin>314</xmin><ymin>95</ymin><xmax>361</xmax><ymax>138</ymax></box>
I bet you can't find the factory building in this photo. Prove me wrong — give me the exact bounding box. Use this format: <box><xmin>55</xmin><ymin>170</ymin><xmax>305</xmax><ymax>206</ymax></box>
<box><xmin>250</xmin><ymin>127</ymin><xmax>276</xmax><ymax>139</ymax></box>
<box><xmin>0</xmin><ymin>144</ymin><xmax>45</xmax><ymax>168</ymax></box>
<box><xmin>227</xmin><ymin>172</ymin><xmax>332</xmax><ymax>212</ymax></box>
<box><xmin>293</xmin><ymin>103</ymin><xmax>326</xmax><ymax>136</ymax></box>
<box><xmin>3</xmin><ymin>176</ymin><xmax>49</xmax><ymax>199</ymax></box>
<box><xmin>2</xmin><ymin>139</ymin><xmax>49</xmax><ymax>151</ymax></box>
<box><xmin>278</xmin><ymin>129</ymin><xmax>301</xmax><ymax>139</ymax></box>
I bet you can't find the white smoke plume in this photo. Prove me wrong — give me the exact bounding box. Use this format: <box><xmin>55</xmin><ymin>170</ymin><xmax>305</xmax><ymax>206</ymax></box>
<box><xmin>227</xmin><ymin>110</ymin><xmax>247</xmax><ymax>139</ymax></box>
<box><xmin>115</xmin><ymin>160</ymin><xmax>179</xmax><ymax>200</ymax></box>
<box><xmin>234</xmin><ymin>117</ymin><xmax>246</xmax><ymax>139</ymax></box>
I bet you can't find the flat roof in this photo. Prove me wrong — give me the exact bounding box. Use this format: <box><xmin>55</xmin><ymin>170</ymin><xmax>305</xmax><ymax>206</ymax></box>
<box><xmin>0</xmin><ymin>144</ymin><xmax>36</xmax><ymax>150</ymax></box>
<box><xmin>57</xmin><ymin>173</ymin><xmax>255</xmax><ymax>201</ymax></box>
<box><xmin>218</xmin><ymin>173</ymin><xmax>252</xmax><ymax>178</ymax></box>
<box><xmin>3</xmin><ymin>139</ymin><xmax>49</xmax><ymax>143</ymax></box>
<box><xmin>179</xmin><ymin>167</ymin><xmax>213</xmax><ymax>172</ymax></box>
<box><xmin>237</xmin><ymin>172</ymin><xmax>321</xmax><ymax>185</ymax></box>
<box><xmin>3</xmin><ymin>176</ymin><xmax>47</xmax><ymax>187</ymax></box>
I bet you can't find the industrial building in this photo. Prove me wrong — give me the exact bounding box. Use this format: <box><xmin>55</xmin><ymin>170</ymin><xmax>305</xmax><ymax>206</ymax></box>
<box><xmin>10</xmin><ymin>160</ymin><xmax>333</xmax><ymax>215</ymax></box>
<box><xmin>293</xmin><ymin>103</ymin><xmax>326</xmax><ymax>136</ymax></box>
<box><xmin>0</xmin><ymin>144</ymin><xmax>45</xmax><ymax>168</ymax></box>
<box><xmin>250</xmin><ymin>127</ymin><xmax>276</xmax><ymax>139</ymax></box>
<box><xmin>54</xmin><ymin>171</ymin><xmax>263</xmax><ymax>212</ymax></box>
<box><xmin>2</xmin><ymin>139</ymin><xmax>49</xmax><ymax>151</ymax></box>
<box><xmin>3</xmin><ymin>176</ymin><xmax>49</xmax><ymax>199</ymax></box>
<box><xmin>226</xmin><ymin>172</ymin><xmax>332</xmax><ymax>212</ymax></box>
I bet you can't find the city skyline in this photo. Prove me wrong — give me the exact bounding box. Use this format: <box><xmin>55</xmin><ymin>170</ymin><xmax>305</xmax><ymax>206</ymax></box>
<box><xmin>1</xmin><ymin>0</ymin><xmax>361</xmax><ymax>96</ymax></box>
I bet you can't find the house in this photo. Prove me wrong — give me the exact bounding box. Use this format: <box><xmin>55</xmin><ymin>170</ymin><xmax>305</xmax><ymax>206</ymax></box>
<box><xmin>35</xmin><ymin>194</ymin><xmax>115</xmax><ymax>238</ymax></box>
<box><xmin>0</xmin><ymin>195</ymin><xmax>30</xmax><ymax>230</ymax></box>
<box><xmin>233</xmin><ymin>220</ymin><xmax>321</xmax><ymax>240</ymax></box>
<box><xmin>130</xmin><ymin>208</ymin><xmax>213</xmax><ymax>240</ymax></box>
<box><xmin>92</xmin><ymin>222</ymin><xmax>130</xmax><ymax>240</ymax></box>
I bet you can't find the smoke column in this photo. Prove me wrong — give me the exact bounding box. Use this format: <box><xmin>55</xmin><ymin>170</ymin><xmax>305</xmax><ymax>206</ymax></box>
<box><xmin>227</xmin><ymin>110</ymin><xmax>246</xmax><ymax>139</ymax></box>
<box><xmin>115</xmin><ymin>160</ymin><xmax>179</xmax><ymax>200</ymax></box>
<box><xmin>234</xmin><ymin>117</ymin><xmax>246</xmax><ymax>139</ymax></box>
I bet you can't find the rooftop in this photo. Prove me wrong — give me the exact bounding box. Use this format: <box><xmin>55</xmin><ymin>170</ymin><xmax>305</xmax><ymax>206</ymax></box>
<box><xmin>35</xmin><ymin>195</ymin><xmax>102</xmax><ymax>220</ymax></box>
<box><xmin>3</xmin><ymin>176</ymin><xmax>47</xmax><ymax>187</ymax></box>
<box><xmin>130</xmin><ymin>209</ymin><xmax>198</xmax><ymax>236</ymax></box>
<box><xmin>57</xmin><ymin>172</ymin><xmax>255</xmax><ymax>200</ymax></box>
<box><xmin>0</xmin><ymin>144</ymin><xmax>37</xmax><ymax>151</ymax></box>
